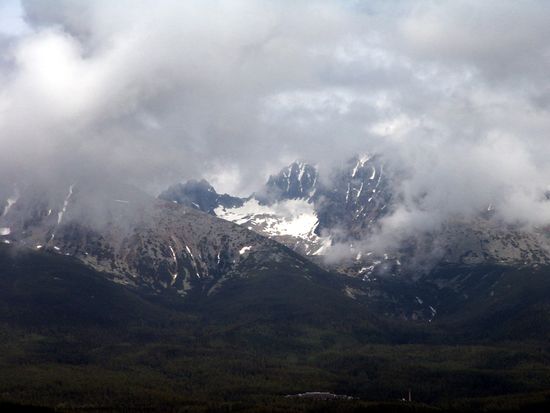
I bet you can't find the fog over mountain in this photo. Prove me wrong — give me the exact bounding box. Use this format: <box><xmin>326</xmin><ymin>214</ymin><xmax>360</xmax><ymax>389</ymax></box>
<box><xmin>2</xmin><ymin>0</ymin><xmax>550</xmax><ymax>250</ymax></box>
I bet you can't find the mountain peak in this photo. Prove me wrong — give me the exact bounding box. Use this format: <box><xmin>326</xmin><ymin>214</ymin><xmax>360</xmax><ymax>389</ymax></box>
<box><xmin>159</xmin><ymin>179</ymin><xmax>242</xmax><ymax>214</ymax></box>
<box><xmin>261</xmin><ymin>161</ymin><xmax>318</xmax><ymax>203</ymax></box>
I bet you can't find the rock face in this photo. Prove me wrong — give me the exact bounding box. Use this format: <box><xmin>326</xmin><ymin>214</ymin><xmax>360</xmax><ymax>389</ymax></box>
<box><xmin>0</xmin><ymin>180</ymin><xmax>317</xmax><ymax>296</ymax></box>
<box><xmin>311</xmin><ymin>155</ymin><xmax>392</xmax><ymax>243</ymax></box>
<box><xmin>260</xmin><ymin>162</ymin><xmax>318</xmax><ymax>202</ymax></box>
<box><xmin>252</xmin><ymin>156</ymin><xmax>393</xmax><ymax>245</ymax></box>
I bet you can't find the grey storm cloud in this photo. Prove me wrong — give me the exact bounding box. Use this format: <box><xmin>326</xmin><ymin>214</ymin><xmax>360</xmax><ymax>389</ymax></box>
<box><xmin>1</xmin><ymin>0</ymin><xmax>550</xmax><ymax>241</ymax></box>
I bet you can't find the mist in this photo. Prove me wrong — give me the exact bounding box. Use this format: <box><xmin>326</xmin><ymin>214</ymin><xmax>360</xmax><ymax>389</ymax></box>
<box><xmin>2</xmin><ymin>0</ymin><xmax>550</xmax><ymax>248</ymax></box>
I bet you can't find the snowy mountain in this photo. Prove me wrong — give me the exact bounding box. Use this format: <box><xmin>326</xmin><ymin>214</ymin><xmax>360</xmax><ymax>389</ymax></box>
<box><xmin>4</xmin><ymin>156</ymin><xmax>550</xmax><ymax>324</ymax></box>
<box><xmin>163</xmin><ymin>155</ymin><xmax>550</xmax><ymax>280</ymax></box>
<box><xmin>0</xmin><ymin>178</ymin><xmax>419</xmax><ymax>322</ymax></box>
<box><xmin>2</xmin><ymin>164</ymin><xmax>550</xmax><ymax>329</ymax></box>
<box><xmin>162</xmin><ymin>156</ymin><xmax>396</xmax><ymax>273</ymax></box>
<box><xmin>160</xmin><ymin>157</ymin><xmax>393</xmax><ymax>259</ymax></box>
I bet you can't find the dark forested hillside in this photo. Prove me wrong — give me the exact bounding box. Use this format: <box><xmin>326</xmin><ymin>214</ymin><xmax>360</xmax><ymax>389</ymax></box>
<box><xmin>1</xmin><ymin>244</ymin><xmax>550</xmax><ymax>412</ymax></box>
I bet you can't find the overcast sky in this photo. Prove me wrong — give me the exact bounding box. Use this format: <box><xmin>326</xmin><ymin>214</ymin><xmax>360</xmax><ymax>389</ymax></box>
<box><xmin>2</xmin><ymin>0</ymin><xmax>550</xmax><ymax>233</ymax></box>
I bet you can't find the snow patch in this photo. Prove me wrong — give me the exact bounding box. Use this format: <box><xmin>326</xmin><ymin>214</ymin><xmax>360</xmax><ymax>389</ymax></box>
<box><xmin>169</xmin><ymin>245</ymin><xmax>177</xmax><ymax>262</ymax></box>
<box><xmin>215</xmin><ymin>198</ymin><xmax>323</xmax><ymax>239</ymax></box>
<box><xmin>1</xmin><ymin>187</ymin><xmax>19</xmax><ymax>217</ymax></box>
<box><xmin>185</xmin><ymin>245</ymin><xmax>193</xmax><ymax>258</ymax></box>
<box><xmin>297</xmin><ymin>162</ymin><xmax>308</xmax><ymax>193</ymax></box>
<box><xmin>57</xmin><ymin>184</ymin><xmax>74</xmax><ymax>225</ymax></box>
<box><xmin>357</xmin><ymin>182</ymin><xmax>364</xmax><ymax>199</ymax></box>
<box><xmin>352</xmin><ymin>155</ymin><xmax>370</xmax><ymax>178</ymax></box>
<box><xmin>239</xmin><ymin>246</ymin><xmax>252</xmax><ymax>255</ymax></box>
<box><xmin>0</xmin><ymin>227</ymin><xmax>10</xmax><ymax>236</ymax></box>
<box><xmin>168</xmin><ymin>245</ymin><xmax>178</xmax><ymax>283</ymax></box>
<box><xmin>214</xmin><ymin>196</ymin><xmax>331</xmax><ymax>257</ymax></box>
<box><xmin>50</xmin><ymin>184</ymin><xmax>74</xmax><ymax>242</ymax></box>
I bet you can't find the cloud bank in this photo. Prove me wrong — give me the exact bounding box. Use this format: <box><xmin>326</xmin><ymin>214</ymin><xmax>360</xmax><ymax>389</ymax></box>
<box><xmin>1</xmin><ymin>0</ymin><xmax>550</xmax><ymax>241</ymax></box>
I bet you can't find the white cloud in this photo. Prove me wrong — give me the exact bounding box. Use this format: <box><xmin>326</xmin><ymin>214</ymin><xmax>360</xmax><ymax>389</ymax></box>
<box><xmin>1</xmin><ymin>0</ymin><xmax>550</xmax><ymax>238</ymax></box>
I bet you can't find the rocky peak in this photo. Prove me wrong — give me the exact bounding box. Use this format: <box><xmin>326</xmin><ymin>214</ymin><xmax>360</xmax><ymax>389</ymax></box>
<box><xmin>261</xmin><ymin>161</ymin><xmax>318</xmax><ymax>203</ymax></box>
<box><xmin>159</xmin><ymin>179</ymin><xmax>243</xmax><ymax>214</ymax></box>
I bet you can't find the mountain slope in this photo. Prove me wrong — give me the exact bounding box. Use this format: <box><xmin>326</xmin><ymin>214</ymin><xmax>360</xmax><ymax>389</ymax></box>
<box><xmin>0</xmin><ymin>243</ymin><xmax>178</xmax><ymax>328</ymax></box>
<box><xmin>0</xmin><ymin>180</ymin><xmax>336</xmax><ymax>297</ymax></box>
